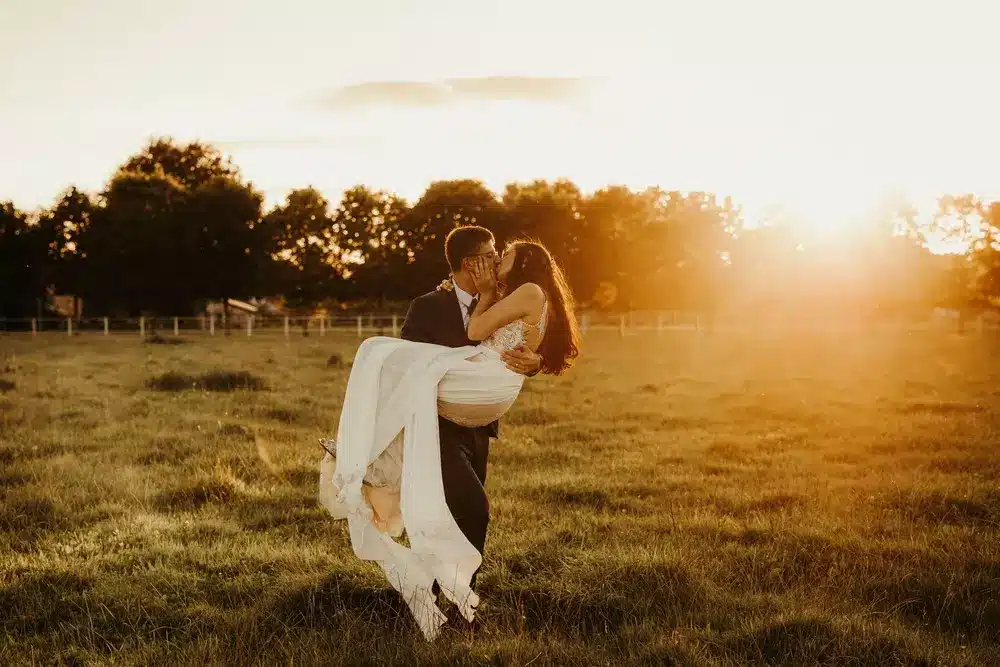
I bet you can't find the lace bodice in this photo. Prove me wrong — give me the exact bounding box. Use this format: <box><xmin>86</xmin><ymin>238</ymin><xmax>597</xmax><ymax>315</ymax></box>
<box><xmin>480</xmin><ymin>298</ymin><xmax>548</xmax><ymax>356</ymax></box>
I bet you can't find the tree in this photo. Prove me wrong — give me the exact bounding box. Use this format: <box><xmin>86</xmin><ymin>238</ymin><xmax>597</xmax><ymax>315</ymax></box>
<box><xmin>576</xmin><ymin>186</ymin><xmax>678</xmax><ymax>310</ymax></box>
<box><xmin>402</xmin><ymin>180</ymin><xmax>505</xmax><ymax>294</ymax></box>
<box><xmin>574</xmin><ymin>186</ymin><xmax>634</xmax><ymax>307</ymax></box>
<box><xmin>35</xmin><ymin>187</ymin><xmax>95</xmax><ymax>318</ymax></box>
<box><xmin>263</xmin><ymin>187</ymin><xmax>340</xmax><ymax>311</ymax></box>
<box><xmin>74</xmin><ymin>139</ymin><xmax>262</xmax><ymax>319</ymax></box>
<box><xmin>501</xmin><ymin>179</ymin><xmax>583</xmax><ymax>271</ymax></box>
<box><xmin>332</xmin><ymin>185</ymin><xmax>412</xmax><ymax>304</ymax></box>
<box><xmin>120</xmin><ymin>138</ymin><xmax>239</xmax><ymax>191</ymax></box>
<box><xmin>660</xmin><ymin>191</ymin><xmax>742</xmax><ymax>314</ymax></box>
<box><xmin>0</xmin><ymin>202</ymin><xmax>48</xmax><ymax>321</ymax></box>
<box><xmin>78</xmin><ymin>169</ymin><xmax>188</xmax><ymax>316</ymax></box>
<box><xmin>181</xmin><ymin>177</ymin><xmax>267</xmax><ymax>315</ymax></box>
<box><xmin>970</xmin><ymin>201</ymin><xmax>1000</xmax><ymax>309</ymax></box>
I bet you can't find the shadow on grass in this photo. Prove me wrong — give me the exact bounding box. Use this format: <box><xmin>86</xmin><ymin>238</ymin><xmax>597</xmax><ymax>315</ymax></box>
<box><xmin>896</xmin><ymin>401</ymin><xmax>983</xmax><ymax>416</ymax></box>
<box><xmin>724</xmin><ymin>617</ymin><xmax>934</xmax><ymax>666</ymax></box>
<box><xmin>0</xmin><ymin>498</ymin><xmax>62</xmax><ymax>535</ymax></box>
<box><xmin>888</xmin><ymin>489</ymin><xmax>1000</xmax><ymax>528</ymax></box>
<box><xmin>0</xmin><ymin>470</ymin><xmax>31</xmax><ymax>487</ymax></box>
<box><xmin>230</xmin><ymin>494</ymin><xmax>331</xmax><ymax>533</ymax></box>
<box><xmin>146</xmin><ymin>371</ymin><xmax>267</xmax><ymax>392</ymax></box>
<box><xmin>0</xmin><ymin>378</ymin><xmax>15</xmax><ymax>392</ymax></box>
<box><xmin>527</xmin><ymin>485</ymin><xmax>632</xmax><ymax>513</ymax></box>
<box><xmin>0</xmin><ymin>498</ymin><xmax>113</xmax><ymax>552</ymax></box>
<box><xmin>864</xmin><ymin>567</ymin><xmax>1000</xmax><ymax>640</ymax></box>
<box><xmin>217</xmin><ymin>423</ymin><xmax>254</xmax><ymax>440</ymax></box>
<box><xmin>694</xmin><ymin>525</ymin><xmax>1000</xmax><ymax>643</ymax></box>
<box><xmin>134</xmin><ymin>436</ymin><xmax>197</xmax><ymax>465</ymax></box>
<box><xmin>145</xmin><ymin>334</ymin><xmax>186</xmax><ymax>346</ymax></box>
<box><xmin>267</xmin><ymin>571</ymin><xmax>412</xmax><ymax>632</ymax></box>
<box><xmin>506</xmin><ymin>405</ymin><xmax>561</xmax><ymax>427</ymax></box>
<box><xmin>0</xmin><ymin>567</ymin><xmax>197</xmax><ymax>651</ymax></box>
<box><xmin>153</xmin><ymin>480</ymin><xmax>235</xmax><ymax>511</ymax></box>
<box><xmin>261</xmin><ymin>407</ymin><xmax>299</xmax><ymax>424</ymax></box>
<box><xmin>0</xmin><ymin>570</ymin><xmax>95</xmax><ymax>635</ymax></box>
<box><xmin>484</xmin><ymin>561</ymin><xmax>714</xmax><ymax>636</ymax></box>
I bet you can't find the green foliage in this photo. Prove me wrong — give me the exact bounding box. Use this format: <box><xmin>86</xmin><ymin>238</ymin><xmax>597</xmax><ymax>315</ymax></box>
<box><xmin>1</xmin><ymin>137</ymin><xmax>997</xmax><ymax>317</ymax></box>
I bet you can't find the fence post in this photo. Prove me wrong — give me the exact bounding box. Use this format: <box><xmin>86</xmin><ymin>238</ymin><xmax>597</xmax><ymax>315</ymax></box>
<box><xmin>392</xmin><ymin>314</ymin><xmax>399</xmax><ymax>337</ymax></box>
<box><xmin>356</xmin><ymin>316</ymin><xmax>363</xmax><ymax>338</ymax></box>
<box><xmin>619</xmin><ymin>314</ymin><xmax>626</xmax><ymax>337</ymax></box>
<box><xmin>319</xmin><ymin>316</ymin><xmax>325</xmax><ymax>336</ymax></box>
<box><xmin>67</xmin><ymin>318</ymin><xmax>72</xmax><ymax>336</ymax></box>
<box><xmin>209</xmin><ymin>314</ymin><xmax>215</xmax><ymax>336</ymax></box>
<box><xmin>173</xmin><ymin>316</ymin><xmax>179</xmax><ymax>336</ymax></box>
<box><xmin>104</xmin><ymin>317</ymin><xmax>109</xmax><ymax>336</ymax></box>
<box><xmin>284</xmin><ymin>316</ymin><xmax>290</xmax><ymax>338</ymax></box>
<box><xmin>657</xmin><ymin>313</ymin><xmax>664</xmax><ymax>336</ymax></box>
<box><xmin>247</xmin><ymin>315</ymin><xmax>253</xmax><ymax>337</ymax></box>
<box><xmin>581</xmin><ymin>313</ymin><xmax>589</xmax><ymax>336</ymax></box>
<box><xmin>139</xmin><ymin>316</ymin><xmax>145</xmax><ymax>338</ymax></box>
<box><xmin>31</xmin><ymin>318</ymin><xmax>37</xmax><ymax>336</ymax></box>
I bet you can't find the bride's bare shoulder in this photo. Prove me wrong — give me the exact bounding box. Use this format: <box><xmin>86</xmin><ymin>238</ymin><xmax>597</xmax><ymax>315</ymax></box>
<box><xmin>510</xmin><ymin>282</ymin><xmax>545</xmax><ymax>302</ymax></box>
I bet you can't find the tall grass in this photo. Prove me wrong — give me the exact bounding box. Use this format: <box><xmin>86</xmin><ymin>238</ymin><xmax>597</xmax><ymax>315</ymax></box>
<box><xmin>0</xmin><ymin>330</ymin><xmax>997</xmax><ymax>665</ymax></box>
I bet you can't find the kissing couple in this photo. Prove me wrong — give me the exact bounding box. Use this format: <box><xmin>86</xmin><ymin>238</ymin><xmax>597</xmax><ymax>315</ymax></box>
<box><xmin>319</xmin><ymin>225</ymin><xmax>580</xmax><ymax>639</ymax></box>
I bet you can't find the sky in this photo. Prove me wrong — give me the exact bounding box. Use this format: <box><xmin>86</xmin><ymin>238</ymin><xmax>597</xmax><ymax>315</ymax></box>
<box><xmin>1</xmin><ymin>0</ymin><xmax>998</xmax><ymax>242</ymax></box>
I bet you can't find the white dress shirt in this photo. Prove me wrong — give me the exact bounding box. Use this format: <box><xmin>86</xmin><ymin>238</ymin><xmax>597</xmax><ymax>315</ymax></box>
<box><xmin>452</xmin><ymin>280</ymin><xmax>477</xmax><ymax>328</ymax></box>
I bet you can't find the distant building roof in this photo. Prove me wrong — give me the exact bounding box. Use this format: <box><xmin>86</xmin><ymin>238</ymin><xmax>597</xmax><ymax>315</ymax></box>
<box><xmin>226</xmin><ymin>299</ymin><xmax>258</xmax><ymax>313</ymax></box>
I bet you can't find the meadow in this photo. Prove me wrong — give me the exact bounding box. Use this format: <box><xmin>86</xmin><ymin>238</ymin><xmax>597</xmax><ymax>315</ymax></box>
<box><xmin>1</xmin><ymin>328</ymin><xmax>998</xmax><ymax>666</ymax></box>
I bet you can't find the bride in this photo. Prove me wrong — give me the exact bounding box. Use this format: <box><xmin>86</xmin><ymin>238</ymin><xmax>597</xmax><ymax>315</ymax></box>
<box><xmin>318</xmin><ymin>239</ymin><xmax>580</xmax><ymax>640</ymax></box>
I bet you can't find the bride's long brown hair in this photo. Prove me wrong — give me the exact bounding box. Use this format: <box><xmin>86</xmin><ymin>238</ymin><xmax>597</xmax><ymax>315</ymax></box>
<box><xmin>502</xmin><ymin>240</ymin><xmax>581</xmax><ymax>375</ymax></box>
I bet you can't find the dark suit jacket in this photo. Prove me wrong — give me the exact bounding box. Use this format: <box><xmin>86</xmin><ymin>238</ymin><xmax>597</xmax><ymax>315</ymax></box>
<box><xmin>400</xmin><ymin>287</ymin><xmax>499</xmax><ymax>439</ymax></box>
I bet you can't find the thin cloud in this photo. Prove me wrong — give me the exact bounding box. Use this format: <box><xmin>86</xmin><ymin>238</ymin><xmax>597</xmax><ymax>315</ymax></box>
<box><xmin>446</xmin><ymin>76</ymin><xmax>585</xmax><ymax>102</ymax></box>
<box><xmin>317</xmin><ymin>81</ymin><xmax>452</xmax><ymax>110</ymax></box>
<box><xmin>312</xmin><ymin>76</ymin><xmax>589</xmax><ymax>110</ymax></box>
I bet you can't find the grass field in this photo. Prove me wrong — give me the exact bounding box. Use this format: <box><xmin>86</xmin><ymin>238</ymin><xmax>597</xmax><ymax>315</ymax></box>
<box><xmin>1</xmin><ymin>329</ymin><xmax>998</xmax><ymax>666</ymax></box>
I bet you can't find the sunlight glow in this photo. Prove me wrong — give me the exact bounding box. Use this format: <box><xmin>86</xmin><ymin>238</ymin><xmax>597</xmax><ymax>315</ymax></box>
<box><xmin>1</xmin><ymin>0</ymin><xmax>998</xmax><ymax>253</ymax></box>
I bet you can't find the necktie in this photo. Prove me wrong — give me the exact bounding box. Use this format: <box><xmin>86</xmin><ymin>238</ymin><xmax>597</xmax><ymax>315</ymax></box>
<box><xmin>465</xmin><ymin>296</ymin><xmax>478</xmax><ymax>324</ymax></box>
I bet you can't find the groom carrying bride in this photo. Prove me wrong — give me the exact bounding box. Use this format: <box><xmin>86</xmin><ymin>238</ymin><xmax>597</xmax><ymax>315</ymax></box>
<box><xmin>400</xmin><ymin>226</ymin><xmax>542</xmax><ymax>594</ymax></box>
<box><xmin>319</xmin><ymin>224</ymin><xmax>578</xmax><ymax>639</ymax></box>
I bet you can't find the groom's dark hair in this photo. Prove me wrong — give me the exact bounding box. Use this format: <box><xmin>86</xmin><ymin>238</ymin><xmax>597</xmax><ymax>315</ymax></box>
<box><xmin>445</xmin><ymin>225</ymin><xmax>495</xmax><ymax>273</ymax></box>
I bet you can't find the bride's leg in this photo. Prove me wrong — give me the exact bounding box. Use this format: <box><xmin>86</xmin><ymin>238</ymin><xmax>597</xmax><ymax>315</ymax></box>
<box><xmin>362</xmin><ymin>483</ymin><xmax>403</xmax><ymax>536</ymax></box>
<box><xmin>362</xmin><ymin>430</ymin><xmax>404</xmax><ymax>536</ymax></box>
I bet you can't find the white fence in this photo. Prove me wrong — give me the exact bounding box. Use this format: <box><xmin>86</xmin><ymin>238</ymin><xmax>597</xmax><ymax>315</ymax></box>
<box><xmin>0</xmin><ymin>312</ymin><xmax>705</xmax><ymax>339</ymax></box>
<box><xmin>1</xmin><ymin>309</ymin><xmax>997</xmax><ymax>339</ymax></box>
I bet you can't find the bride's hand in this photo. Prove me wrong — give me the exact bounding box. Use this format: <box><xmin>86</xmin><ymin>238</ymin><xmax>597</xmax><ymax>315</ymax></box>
<box><xmin>470</xmin><ymin>257</ymin><xmax>497</xmax><ymax>295</ymax></box>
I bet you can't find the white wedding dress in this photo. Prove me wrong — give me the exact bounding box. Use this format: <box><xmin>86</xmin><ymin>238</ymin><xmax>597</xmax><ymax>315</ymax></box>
<box><xmin>318</xmin><ymin>300</ymin><xmax>547</xmax><ymax>640</ymax></box>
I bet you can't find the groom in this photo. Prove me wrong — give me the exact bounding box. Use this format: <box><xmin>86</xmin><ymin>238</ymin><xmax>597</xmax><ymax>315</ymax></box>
<box><xmin>400</xmin><ymin>225</ymin><xmax>541</xmax><ymax>591</ymax></box>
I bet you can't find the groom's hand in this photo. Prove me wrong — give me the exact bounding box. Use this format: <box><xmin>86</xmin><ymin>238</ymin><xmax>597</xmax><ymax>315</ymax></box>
<box><xmin>502</xmin><ymin>346</ymin><xmax>542</xmax><ymax>377</ymax></box>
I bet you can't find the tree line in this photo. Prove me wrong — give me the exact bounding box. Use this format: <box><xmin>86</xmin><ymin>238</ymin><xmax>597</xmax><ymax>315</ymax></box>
<box><xmin>1</xmin><ymin>138</ymin><xmax>998</xmax><ymax>322</ymax></box>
